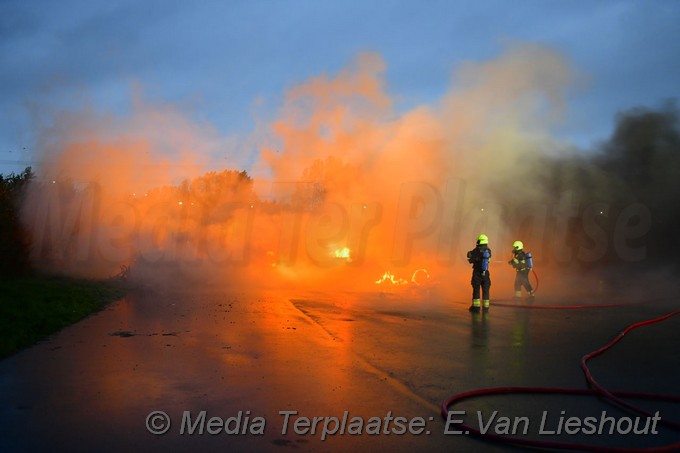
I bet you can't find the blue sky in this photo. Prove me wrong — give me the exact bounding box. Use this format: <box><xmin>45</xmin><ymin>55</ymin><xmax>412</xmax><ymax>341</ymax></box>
<box><xmin>2</xmin><ymin>0</ymin><xmax>679</xmax><ymax>175</ymax></box>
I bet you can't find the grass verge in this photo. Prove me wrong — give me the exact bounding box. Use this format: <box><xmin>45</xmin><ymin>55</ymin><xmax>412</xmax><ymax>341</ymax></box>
<box><xmin>0</xmin><ymin>274</ymin><xmax>126</xmax><ymax>359</ymax></box>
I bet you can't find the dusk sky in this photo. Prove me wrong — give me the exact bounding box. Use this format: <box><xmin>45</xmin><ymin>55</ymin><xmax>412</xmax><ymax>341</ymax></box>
<box><xmin>2</xmin><ymin>0</ymin><xmax>679</xmax><ymax>176</ymax></box>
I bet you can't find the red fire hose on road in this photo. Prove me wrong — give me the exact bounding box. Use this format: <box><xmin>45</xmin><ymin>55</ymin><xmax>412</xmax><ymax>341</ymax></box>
<box><xmin>441</xmin><ymin>311</ymin><xmax>680</xmax><ymax>452</ymax></box>
<box><xmin>493</xmin><ymin>268</ymin><xmax>646</xmax><ymax>310</ymax></box>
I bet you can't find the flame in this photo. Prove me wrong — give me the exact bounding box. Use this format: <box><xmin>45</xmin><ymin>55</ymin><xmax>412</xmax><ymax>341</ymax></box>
<box><xmin>333</xmin><ymin>247</ymin><xmax>352</xmax><ymax>262</ymax></box>
<box><xmin>411</xmin><ymin>268</ymin><xmax>430</xmax><ymax>285</ymax></box>
<box><xmin>375</xmin><ymin>271</ymin><xmax>408</xmax><ymax>285</ymax></box>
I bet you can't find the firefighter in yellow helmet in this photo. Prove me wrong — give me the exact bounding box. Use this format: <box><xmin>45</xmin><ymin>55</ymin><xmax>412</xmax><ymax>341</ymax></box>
<box><xmin>508</xmin><ymin>240</ymin><xmax>535</xmax><ymax>298</ymax></box>
<box><xmin>467</xmin><ymin>234</ymin><xmax>492</xmax><ymax>312</ymax></box>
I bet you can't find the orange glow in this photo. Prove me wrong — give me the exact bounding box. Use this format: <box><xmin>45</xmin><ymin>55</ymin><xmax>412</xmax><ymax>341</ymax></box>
<box><xmin>20</xmin><ymin>47</ymin><xmax>574</xmax><ymax>300</ymax></box>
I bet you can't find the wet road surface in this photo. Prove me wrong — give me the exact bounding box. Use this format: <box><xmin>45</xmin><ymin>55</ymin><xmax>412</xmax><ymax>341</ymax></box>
<box><xmin>1</xmin><ymin>284</ymin><xmax>679</xmax><ymax>452</ymax></box>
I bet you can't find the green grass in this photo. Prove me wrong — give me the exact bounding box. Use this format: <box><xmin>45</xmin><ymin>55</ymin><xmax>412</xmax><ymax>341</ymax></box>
<box><xmin>0</xmin><ymin>275</ymin><xmax>126</xmax><ymax>359</ymax></box>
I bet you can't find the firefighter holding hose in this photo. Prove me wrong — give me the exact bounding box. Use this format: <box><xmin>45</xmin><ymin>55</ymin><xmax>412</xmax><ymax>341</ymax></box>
<box><xmin>509</xmin><ymin>240</ymin><xmax>535</xmax><ymax>299</ymax></box>
<box><xmin>467</xmin><ymin>234</ymin><xmax>492</xmax><ymax>313</ymax></box>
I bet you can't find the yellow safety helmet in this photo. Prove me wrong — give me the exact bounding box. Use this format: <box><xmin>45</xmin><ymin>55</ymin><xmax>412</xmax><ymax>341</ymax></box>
<box><xmin>513</xmin><ymin>240</ymin><xmax>524</xmax><ymax>250</ymax></box>
<box><xmin>477</xmin><ymin>234</ymin><xmax>489</xmax><ymax>245</ymax></box>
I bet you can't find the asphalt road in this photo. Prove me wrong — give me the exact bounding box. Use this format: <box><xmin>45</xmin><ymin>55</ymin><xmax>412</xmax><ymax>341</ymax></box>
<box><xmin>1</xmin><ymin>282</ymin><xmax>679</xmax><ymax>452</ymax></box>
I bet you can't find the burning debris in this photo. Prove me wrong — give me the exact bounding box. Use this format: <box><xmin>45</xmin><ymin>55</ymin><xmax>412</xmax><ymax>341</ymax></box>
<box><xmin>375</xmin><ymin>271</ymin><xmax>409</xmax><ymax>286</ymax></box>
<box><xmin>410</xmin><ymin>268</ymin><xmax>431</xmax><ymax>286</ymax></box>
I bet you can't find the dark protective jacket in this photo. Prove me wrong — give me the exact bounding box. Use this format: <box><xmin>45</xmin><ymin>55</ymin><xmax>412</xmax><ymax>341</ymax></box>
<box><xmin>467</xmin><ymin>244</ymin><xmax>492</xmax><ymax>273</ymax></box>
<box><xmin>509</xmin><ymin>250</ymin><xmax>531</xmax><ymax>272</ymax></box>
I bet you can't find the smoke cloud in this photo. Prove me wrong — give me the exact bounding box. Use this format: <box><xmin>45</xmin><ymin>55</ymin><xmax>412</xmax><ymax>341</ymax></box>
<box><xmin>19</xmin><ymin>44</ymin><xmax>679</xmax><ymax>299</ymax></box>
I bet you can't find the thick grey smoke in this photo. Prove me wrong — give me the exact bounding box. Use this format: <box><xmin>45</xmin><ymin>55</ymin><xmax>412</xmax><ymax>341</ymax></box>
<box><xmin>17</xmin><ymin>45</ymin><xmax>679</xmax><ymax>299</ymax></box>
<box><xmin>489</xmin><ymin>102</ymin><xmax>680</xmax><ymax>294</ymax></box>
<box><xmin>595</xmin><ymin>103</ymin><xmax>680</xmax><ymax>268</ymax></box>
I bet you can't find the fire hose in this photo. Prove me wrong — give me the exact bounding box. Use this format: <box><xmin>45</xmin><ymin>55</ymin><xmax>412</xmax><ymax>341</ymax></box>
<box><xmin>532</xmin><ymin>268</ymin><xmax>539</xmax><ymax>293</ymax></box>
<box><xmin>493</xmin><ymin>268</ymin><xmax>645</xmax><ymax>310</ymax></box>
<box><xmin>497</xmin><ymin>260</ymin><xmax>539</xmax><ymax>294</ymax></box>
<box><xmin>441</xmin><ymin>311</ymin><xmax>680</xmax><ymax>452</ymax></box>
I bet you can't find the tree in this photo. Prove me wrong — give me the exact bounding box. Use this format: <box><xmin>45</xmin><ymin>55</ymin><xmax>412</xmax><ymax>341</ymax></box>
<box><xmin>0</xmin><ymin>167</ymin><xmax>34</xmax><ymax>278</ymax></box>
